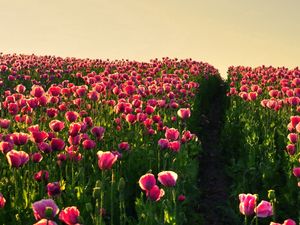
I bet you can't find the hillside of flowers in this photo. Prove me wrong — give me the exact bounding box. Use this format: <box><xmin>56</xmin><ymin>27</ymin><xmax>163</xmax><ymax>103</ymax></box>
<box><xmin>0</xmin><ymin>53</ymin><xmax>221</xmax><ymax>225</ymax></box>
<box><xmin>224</xmin><ymin>65</ymin><xmax>300</xmax><ymax>225</ymax></box>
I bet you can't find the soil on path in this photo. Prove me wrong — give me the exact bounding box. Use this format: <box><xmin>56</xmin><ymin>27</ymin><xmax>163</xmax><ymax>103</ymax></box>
<box><xmin>196</xmin><ymin>82</ymin><xmax>239</xmax><ymax>225</ymax></box>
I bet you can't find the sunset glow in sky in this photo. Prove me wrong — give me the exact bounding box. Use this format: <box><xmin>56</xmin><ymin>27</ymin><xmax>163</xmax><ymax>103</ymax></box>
<box><xmin>1</xmin><ymin>0</ymin><xmax>299</xmax><ymax>76</ymax></box>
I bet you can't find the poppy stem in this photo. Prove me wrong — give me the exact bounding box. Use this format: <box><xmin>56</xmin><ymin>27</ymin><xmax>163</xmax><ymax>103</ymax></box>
<box><xmin>110</xmin><ymin>169</ymin><xmax>114</xmax><ymax>225</ymax></box>
<box><xmin>100</xmin><ymin>170</ymin><xmax>104</xmax><ymax>225</ymax></box>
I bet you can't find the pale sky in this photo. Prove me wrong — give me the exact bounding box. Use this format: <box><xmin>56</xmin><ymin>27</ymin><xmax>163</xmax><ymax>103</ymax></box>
<box><xmin>0</xmin><ymin>0</ymin><xmax>299</xmax><ymax>77</ymax></box>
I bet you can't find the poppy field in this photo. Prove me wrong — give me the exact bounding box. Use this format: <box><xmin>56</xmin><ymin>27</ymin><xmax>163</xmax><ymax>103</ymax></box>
<box><xmin>0</xmin><ymin>53</ymin><xmax>223</xmax><ymax>225</ymax></box>
<box><xmin>225</xmin><ymin>65</ymin><xmax>300</xmax><ymax>225</ymax></box>
<box><xmin>0</xmin><ymin>53</ymin><xmax>299</xmax><ymax>225</ymax></box>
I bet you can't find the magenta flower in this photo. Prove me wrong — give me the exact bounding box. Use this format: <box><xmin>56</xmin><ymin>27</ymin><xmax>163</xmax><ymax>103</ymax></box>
<box><xmin>50</xmin><ymin>138</ymin><xmax>65</xmax><ymax>151</ymax></box>
<box><xmin>158</xmin><ymin>171</ymin><xmax>178</xmax><ymax>187</ymax></box>
<box><xmin>293</xmin><ymin>167</ymin><xmax>300</xmax><ymax>178</ymax></box>
<box><xmin>177</xmin><ymin>108</ymin><xmax>191</xmax><ymax>120</ymax></box>
<box><xmin>8</xmin><ymin>103</ymin><xmax>19</xmax><ymax>115</ymax></box>
<box><xmin>68</xmin><ymin>123</ymin><xmax>82</xmax><ymax>137</ymax></box>
<box><xmin>31</xmin><ymin>152</ymin><xmax>43</xmax><ymax>163</ymax></box>
<box><xmin>165</xmin><ymin>128</ymin><xmax>180</xmax><ymax>141</ymax></box>
<box><xmin>283</xmin><ymin>219</ymin><xmax>296</xmax><ymax>225</ymax></box>
<box><xmin>31</xmin><ymin>131</ymin><xmax>49</xmax><ymax>144</ymax></box>
<box><xmin>32</xmin><ymin>199</ymin><xmax>59</xmax><ymax>220</ymax></box>
<box><xmin>0</xmin><ymin>118</ymin><xmax>10</xmax><ymax>129</ymax></box>
<box><xmin>59</xmin><ymin>206</ymin><xmax>81</xmax><ymax>225</ymax></box>
<box><xmin>118</xmin><ymin>142</ymin><xmax>130</xmax><ymax>151</ymax></box>
<box><xmin>82</xmin><ymin>139</ymin><xmax>96</xmax><ymax>150</ymax></box>
<box><xmin>158</xmin><ymin>138</ymin><xmax>169</xmax><ymax>150</ymax></box>
<box><xmin>0</xmin><ymin>141</ymin><xmax>14</xmax><ymax>154</ymax></box>
<box><xmin>34</xmin><ymin>170</ymin><xmax>49</xmax><ymax>182</ymax></box>
<box><xmin>49</xmin><ymin>120</ymin><xmax>65</xmax><ymax>132</ymax></box>
<box><xmin>65</xmin><ymin>111</ymin><xmax>79</xmax><ymax>123</ymax></box>
<box><xmin>178</xmin><ymin>194</ymin><xmax>186</xmax><ymax>202</ymax></box>
<box><xmin>288</xmin><ymin>133</ymin><xmax>298</xmax><ymax>144</ymax></box>
<box><xmin>30</xmin><ymin>85</ymin><xmax>45</xmax><ymax>98</ymax></box>
<box><xmin>48</xmin><ymin>86</ymin><xmax>61</xmax><ymax>96</ymax></box>
<box><xmin>139</xmin><ymin>173</ymin><xmax>156</xmax><ymax>191</ymax></box>
<box><xmin>286</xmin><ymin>144</ymin><xmax>296</xmax><ymax>155</ymax></box>
<box><xmin>271</xmin><ymin>219</ymin><xmax>296</xmax><ymax>225</ymax></box>
<box><xmin>147</xmin><ymin>185</ymin><xmax>165</xmax><ymax>201</ymax></box>
<box><xmin>10</xmin><ymin>132</ymin><xmax>29</xmax><ymax>145</ymax></box>
<box><xmin>254</xmin><ymin>200</ymin><xmax>273</xmax><ymax>218</ymax></box>
<box><xmin>6</xmin><ymin>150</ymin><xmax>29</xmax><ymax>168</ymax></box>
<box><xmin>168</xmin><ymin>141</ymin><xmax>181</xmax><ymax>152</ymax></box>
<box><xmin>97</xmin><ymin>151</ymin><xmax>118</xmax><ymax>170</ymax></box>
<box><xmin>47</xmin><ymin>182</ymin><xmax>61</xmax><ymax>197</ymax></box>
<box><xmin>91</xmin><ymin>126</ymin><xmax>105</xmax><ymax>140</ymax></box>
<box><xmin>238</xmin><ymin>193</ymin><xmax>257</xmax><ymax>216</ymax></box>
<box><xmin>0</xmin><ymin>193</ymin><xmax>6</xmax><ymax>208</ymax></box>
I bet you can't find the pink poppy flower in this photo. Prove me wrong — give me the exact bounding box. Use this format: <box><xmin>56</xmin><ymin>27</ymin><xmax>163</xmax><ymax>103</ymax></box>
<box><xmin>82</xmin><ymin>139</ymin><xmax>96</xmax><ymax>150</ymax></box>
<box><xmin>288</xmin><ymin>133</ymin><xmax>298</xmax><ymax>144</ymax></box>
<box><xmin>0</xmin><ymin>118</ymin><xmax>10</xmax><ymax>129</ymax></box>
<box><xmin>254</xmin><ymin>200</ymin><xmax>273</xmax><ymax>218</ymax></box>
<box><xmin>59</xmin><ymin>206</ymin><xmax>80</xmax><ymax>225</ymax></box>
<box><xmin>68</xmin><ymin>123</ymin><xmax>82</xmax><ymax>137</ymax></box>
<box><xmin>50</xmin><ymin>138</ymin><xmax>65</xmax><ymax>151</ymax></box>
<box><xmin>168</xmin><ymin>141</ymin><xmax>181</xmax><ymax>152</ymax></box>
<box><xmin>6</xmin><ymin>150</ymin><xmax>29</xmax><ymax>168</ymax></box>
<box><xmin>286</xmin><ymin>144</ymin><xmax>296</xmax><ymax>155</ymax></box>
<box><xmin>10</xmin><ymin>132</ymin><xmax>29</xmax><ymax>145</ymax></box>
<box><xmin>30</xmin><ymin>85</ymin><xmax>45</xmax><ymax>98</ymax></box>
<box><xmin>65</xmin><ymin>111</ymin><xmax>79</xmax><ymax>123</ymax></box>
<box><xmin>31</xmin><ymin>152</ymin><xmax>43</xmax><ymax>163</ymax></box>
<box><xmin>158</xmin><ymin>138</ymin><xmax>169</xmax><ymax>150</ymax></box>
<box><xmin>48</xmin><ymin>86</ymin><xmax>61</xmax><ymax>96</ymax></box>
<box><xmin>118</xmin><ymin>142</ymin><xmax>130</xmax><ymax>151</ymax></box>
<box><xmin>239</xmin><ymin>193</ymin><xmax>257</xmax><ymax>216</ymax></box>
<box><xmin>271</xmin><ymin>219</ymin><xmax>297</xmax><ymax>225</ymax></box>
<box><xmin>283</xmin><ymin>219</ymin><xmax>296</xmax><ymax>225</ymax></box>
<box><xmin>34</xmin><ymin>170</ymin><xmax>49</xmax><ymax>182</ymax></box>
<box><xmin>31</xmin><ymin>131</ymin><xmax>49</xmax><ymax>144</ymax></box>
<box><xmin>46</xmin><ymin>182</ymin><xmax>61</xmax><ymax>197</ymax></box>
<box><xmin>293</xmin><ymin>167</ymin><xmax>300</xmax><ymax>178</ymax></box>
<box><xmin>0</xmin><ymin>193</ymin><xmax>6</xmax><ymax>208</ymax></box>
<box><xmin>8</xmin><ymin>103</ymin><xmax>19</xmax><ymax>115</ymax></box>
<box><xmin>158</xmin><ymin>171</ymin><xmax>178</xmax><ymax>187</ymax></box>
<box><xmin>49</xmin><ymin>120</ymin><xmax>65</xmax><ymax>132</ymax></box>
<box><xmin>177</xmin><ymin>108</ymin><xmax>191</xmax><ymax>119</ymax></box>
<box><xmin>178</xmin><ymin>194</ymin><xmax>186</xmax><ymax>202</ymax></box>
<box><xmin>139</xmin><ymin>173</ymin><xmax>156</xmax><ymax>191</ymax></box>
<box><xmin>32</xmin><ymin>199</ymin><xmax>59</xmax><ymax>220</ymax></box>
<box><xmin>15</xmin><ymin>84</ymin><xmax>26</xmax><ymax>93</ymax></box>
<box><xmin>146</xmin><ymin>185</ymin><xmax>165</xmax><ymax>201</ymax></box>
<box><xmin>91</xmin><ymin>126</ymin><xmax>105</xmax><ymax>140</ymax></box>
<box><xmin>97</xmin><ymin>151</ymin><xmax>118</xmax><ymax>170</ymax></box>
<box><xmin>0</xmin><ymin>141</ymin><xmax>14</xmax><ymax>154</ymax></box>
<box><xmin>38</xmin><ymin>142</ymin><xmax>52</xmax><ymax>153</ymax></box>
<box><xmin>165</xmin><ymin>128</ymin><xmax>180</xmax><ymax>141</ymax></box>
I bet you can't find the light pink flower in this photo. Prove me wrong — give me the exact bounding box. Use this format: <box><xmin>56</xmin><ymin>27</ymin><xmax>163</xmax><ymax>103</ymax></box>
<box><xmin>158</xmin><ymin>171</ymin><xmax>178</xmax><ymax>187</ymax></box>
<box><xmin>255</xmin><ymin>200</ymin><xmax>273</xmax><ymax>218</ymax></box>
<box><xmin>139</xmin><ymin>173</ymin><xmax>156</xmax><ymax>191</ymax></box>
<box><xmin>32</xmin><ymin>199</ymin><xmax>59</xmax><ymax>220</ymax></box>
<box><xmin>97</xmin><ymin>151</ymin><xmax>118</xmax><ymax>170</ymax></box>
<box><xmin>177</xmin><ymin>108</ymin><xmax>191</xmax><ymax>119</ymax></box>
<box><xmin>6</xmin><ymin>150</ymin><xmax>29</xmax><ymax>168</ymax></box>
<box><xmin>59</xmin><ymin>206</ymin><xmax>80</xmax><ymax>225</ymax></box>
<box><xmin>238</xmin><ymin>193</ymin><xmax>257</xmax><ymax>216</ymax></box>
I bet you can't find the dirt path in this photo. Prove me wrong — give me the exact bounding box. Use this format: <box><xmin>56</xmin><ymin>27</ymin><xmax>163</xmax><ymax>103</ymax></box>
<box><xmin>196</xmin><ymin>81</ymin><xmax>239</xmax><ymax>225</ymax></box>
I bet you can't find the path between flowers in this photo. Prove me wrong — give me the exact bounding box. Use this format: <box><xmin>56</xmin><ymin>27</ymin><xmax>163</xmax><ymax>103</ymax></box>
<box><xmin>197</xmin><ymin>81</ymin><xmax>239</xmax><ymax>225</ymax></box>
